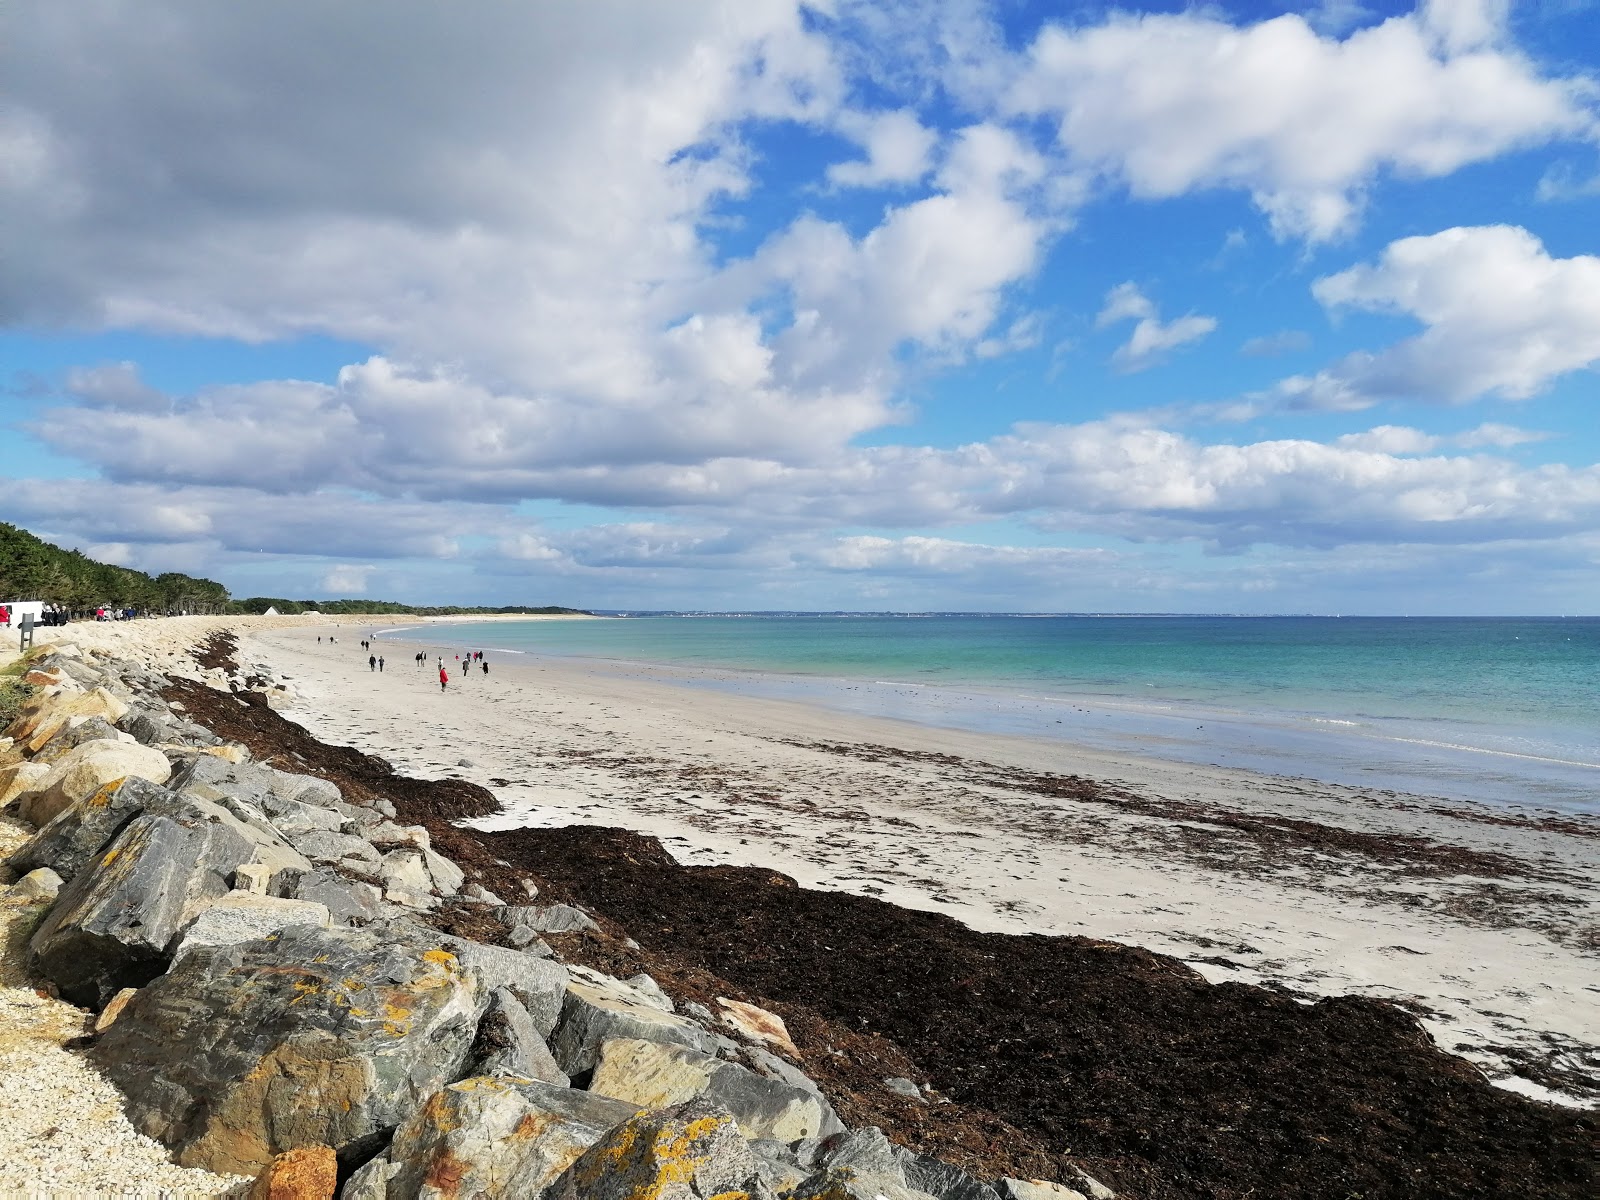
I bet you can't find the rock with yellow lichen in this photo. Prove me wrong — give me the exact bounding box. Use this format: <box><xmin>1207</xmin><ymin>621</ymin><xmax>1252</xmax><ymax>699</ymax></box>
<box><xmin>547</xmin><ymin>1096</ymin><xmax>776</xmax><ymax>1200</ymax></box>
<box><xmin>589</xmin><ymin>1037</ymin><xmax>828</xmax><ymax>1143</ymax></box>
<box><xmin>550</xmin><ymin>971</ymin><xmax>721</xmax><ymax>1078</ymax></box>
<box><xmin>30</xmin><ymin>804</ymin><xmax>257</xmax><ymax>1007</ymax></box>
<box><xmin>18</xmin><ymin>737</ymin><xmax>171</xmax><ymax>826</ymax></box>
<box><xmin>30</xmin><ymin>714</ymin><xmax>135</xmax><ymax>765</ymax></box>
<box><xmin>357</xmin><ymin>1075</ymin><xmax>642</xmax><ymax>1199</ymax></box>
<box><xmin>248</xmin><ymin>1143</ymin><xmax>340</xmax><ymax>1200</ymax></box>
<box><xmin>88</xmin><ymin>921</ymin><xmax>489</xmax><ymax>1178</ymax></box>
<box><xmin>6</xmin><ymin>775</ymin><xmax>181</xmax><ymax>883</ymax></box>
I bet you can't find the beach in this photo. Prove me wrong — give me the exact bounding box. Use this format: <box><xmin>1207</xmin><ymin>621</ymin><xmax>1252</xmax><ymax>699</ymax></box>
<box><xmin>226</xmin><ymin>619</ymin><xmax>1598</xmax><ymax>1107</ymax></box>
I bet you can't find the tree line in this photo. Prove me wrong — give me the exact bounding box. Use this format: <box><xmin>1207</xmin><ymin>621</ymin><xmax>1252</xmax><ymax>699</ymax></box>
<box><xmin>1</xmin><ymin>522</ymin><xmax>588</xmax><ymax>618</ymax></box>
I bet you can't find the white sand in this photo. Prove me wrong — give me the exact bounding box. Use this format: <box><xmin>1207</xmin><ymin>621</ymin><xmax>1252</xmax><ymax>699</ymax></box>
<box><xmin>219</xmin><ymin>620</ymin><xmax>1599</xmax><ymax>1108</ymax></box>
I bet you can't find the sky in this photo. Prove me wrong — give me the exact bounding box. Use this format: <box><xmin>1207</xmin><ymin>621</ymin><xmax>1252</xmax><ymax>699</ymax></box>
<box><xmin>2</xmin><ymin>0</ymin><xmax>1598</xmax><ymax>614</ymax></box>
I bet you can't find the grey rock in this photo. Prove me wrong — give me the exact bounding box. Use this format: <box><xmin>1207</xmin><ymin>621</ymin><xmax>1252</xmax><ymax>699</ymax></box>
<box><xmin>275</xmin><ymin>773</ymin><xmax>343</xmax><ymax>809</ymax></box>
<box><xmin>626</xmin><ymin>973</ymin><xmax>675</xmax><ymax>1012</ymax></box>
<box><xmin>469</xmin><ymin>987</ymin><xmax>569</xmax><ymax>1085</ymax></box>
<box><xmin>590</xmin><ymin>1037</ymin><xmax>828</xmax><ymax>1142</ymax></box>
<box><xmin>386</xmin><ymin>1077</ymin><xmax>639</xmax><ymax>1199</ymax></box>
<box><xmin>496</xmin><ymin>902</ymin><xmax>600</xmax><ymax>942</ymax></box>
<box><xmin>172</xmin><ymin>892</ymin><xmax>332</xmax><ymax>958</ymax></box>
<box><xmin>817</xmin><ymin>1127</ymin><xmax>905</xmax><ymax>1178</ymax></box>
<box><xmin>885</xmin><ymin>1075</ymin><xmax>926</xmax><ymax>1100</ymax></box>
<box><xmin>549</xmin><ymin>1097</ymin><xmax>772</xmax><ymax>1200</ymax></box>
<box><xmin>256</xmin><ymin>793</ymin><xmax>345</xmax><ymax>836</ymax></box>
<box><xmin>371</xmin><ymin>798</ymin><xmax>397</xmax><ymax>819</ymax></box>
<box><xmin>168</xmin><ymin>755</ymin><xmax>278</xmax><ymax>808</ymax></box>
<box><xmin>5</xmin><ymin>775</ymin><xmax>177</xmax><ymax>884</ymax></box>
<box><xmin>440</xmin><ymin>935</ymin><xmax>569</xmax><ymax>1036</ymax></box>
<box><xmin>1061</xmin><ymin>1166</ymin><xmax>1115</xmax><ymax>1200</ymax></box>
<box><xmin>32</xmin><ymin>716</ymin><xmax>133</xmax><ymax>765</ymax></box>
<box><xmin>29</xmin><ymin>806</ymin><xmax>256</xmax><ymax>1008</ymax></box>
<box><xmin>743</xmin><ymin>1046</ymin><xmax>846</xmax><ymax>1138</ymax></box>
<box><xmin>88</xmin><ymin>921</ymin><xmax>487</xmax><ymax>1178</ymax></box>
<box><xmin>118</xmin><ymin>709</ymin><xmax>173</xmax><ymax>746</ymax></box>
<box><xmin>338</xmin><ymin>1155</ymin><xmax>399</xmax><ymax>1200</ymax></box>
<box><xmin>748</xmin><ymin>1138</ymin><xmax>811</xmax><ymax>1195</ymax></box>
<box><xmin>12</xmin><ymin>866</ymin><xmax>64</xmax><ymax>903</ymax></box>
<box><xmin>286</xmin><ymin>829</ymin><xmax>383</xmax><ymax>874</ymax></box>
<box><xmin>461</xmin><ymin>882</ymin><xmax>506</xmax><ymax>905</ymax></box>
<box><xmin>421</xmin><ymin>848</ymin><xmax>464</xmax><ymax>895</ymax></box>
<box><xmin>285</xmin><ymin>868</ymin><xmax>384</xmax><ymax>925</ymax></box>
<box><xmin>551</xmin><ymin>970</ymin><xmax>721</xmax><ymax>1079</ymax></box>
<box><xmin>895</xmin><ymin>1149</ymin><xmax>1004</xmax><ymax>1200</ymax></box>
<box><xmin>792</xmin><ymin>1172</ymin><xmax>937</xmax><ymax>1200</ymax></box>
<box><xmin>997</xmin><ymin>1181</ymin><xmax>1089</xmax><ymax>1200</ymax></box>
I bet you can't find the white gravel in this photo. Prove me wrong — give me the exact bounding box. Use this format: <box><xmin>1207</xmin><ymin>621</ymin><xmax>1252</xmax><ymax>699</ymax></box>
<box><xmin>0</xmin><ymin>813</ymin><xmax>249</xmax><ymax>1198</ymax></box>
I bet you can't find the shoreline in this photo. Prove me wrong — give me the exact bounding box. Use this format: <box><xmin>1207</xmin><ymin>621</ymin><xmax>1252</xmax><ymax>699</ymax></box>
<box><xmin>246</xmin><ymin>620</ymin><xmax>1597</xmax><ymax>1107</ymax></box>
<box><xmin>382</xmin><ymin>616</ymin><xmax>1600</xmax><ymax>816</ymax></box>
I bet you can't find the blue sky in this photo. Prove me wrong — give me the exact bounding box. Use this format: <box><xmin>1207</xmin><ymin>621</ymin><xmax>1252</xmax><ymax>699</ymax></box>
<box><xmin>3</xmin><ymin>0</ymin><xmax>1597</xmax><ymax>613</ymax></box>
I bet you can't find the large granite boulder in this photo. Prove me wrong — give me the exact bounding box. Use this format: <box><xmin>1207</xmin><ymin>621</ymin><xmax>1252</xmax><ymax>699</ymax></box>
<box><xmin>89</xmin><ymin>922</ymin><xmax>489</xmax><ymax>1177</ymax></box>
<box><xmin>31</xmin><ymin>715</ymin><xmax>134</xmax><ymax>765</ymax></box>
<box><xmin>589</xmin><ymin>1038</ymin><xmax>828</xmax><ymax>1142</ymax></box>
<box><xmin>18</xmin><ymin>738</ymin><xmax>172</xmax><ymax>826</ymax></box>
<box><xmin>548</xmin><ymin>1097</ymin><xmax>774</xmax><ymax>1200</ymax></box>
<box><xmin>469</xmin><ymin>986</ymin><xmax>569</xmax><ymax>1085</ymax></box>
<box><xmin>0</xmin><ymin>761</ymin><xmax>50</xmax><ymax>811</ymax></box>
<box><xmin>283</xmin><ymin>867</ymin><xmax>385</xmax><ymax>926</ymax></box>
<box><xmin>550</xmin><ymin>971</ymin><xmax>720</xmax><ymax>1078</ymax></box>
<box><xmin>171</xmin><ymin>892</ymin><xmax>333</xmax><ymax>959</ymax></box>
<box><xmin>365</xmin><ymin>1077</ymin><xmax>641</xmax><ymax>1198</ymax></box>
<box><xmin>894</xmin><ymin>1149</ymin><xmax>1004</xmax><ymax>1200</ymax></box>
<box><xmin>30</xmin><ymin>804</ymin><xmax>257</xmax><ymax>1007</ymax></box>
<box><xmin>6</xmin><ymin>775</ymin><xmax>178</xmax><ymax>883</ymax></box>
<box><xmin>439</xmin><ymin>936</ymin><xmax>568</xmax><ymax>1037</ymax></box>
<box><xmin>6</xmin><ymin>686</ymin><xmax>129</xmax><ymax>755</ymax></box>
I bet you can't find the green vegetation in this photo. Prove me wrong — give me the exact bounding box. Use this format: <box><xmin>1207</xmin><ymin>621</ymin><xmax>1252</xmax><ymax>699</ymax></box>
<box><xmin>2</xmin><ymin>521</ymin><xmax>589</xmax><ymax>619</ymax></box>
<box><xmin>0</xmin><ymin>521</ymin><xmax>228</xmax><ymax>612</ymax></box>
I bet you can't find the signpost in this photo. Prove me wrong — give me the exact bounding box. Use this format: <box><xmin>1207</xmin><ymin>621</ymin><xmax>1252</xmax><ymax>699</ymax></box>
<box><xmin>18</xmin><ymin>613</ymin><xmax>34</xmax><ymax>654</ymax></box>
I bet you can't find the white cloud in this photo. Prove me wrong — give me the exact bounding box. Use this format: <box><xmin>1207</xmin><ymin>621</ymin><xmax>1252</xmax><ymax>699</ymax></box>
<box><xmin>827</xmin><ymin>108</ymin><xmax>938</xmax><ymax>188</ymax></box>
<box><xmin>1240</xmin><ymin>330</ymin><xmax>1312</xmax><ymax>358</ymax></box>
<box><xmin>1298</xmin><ymin>225</ymin><xmax>1600</xmax><ymax>407</ymax></box>
<box><xmin>1096</xmin><ymin>283</ymin><xmax>1217</xmax><ymax>371</ymax></box>
<box><xmin>1007</xmin><ymin>7</ymin><xmax>1596</xmax><ymax>239</ymax></box>
<box><xmin>321</xmin><ymin>565</ymin><xmax>373</xmax><ymax>594</ymax></box>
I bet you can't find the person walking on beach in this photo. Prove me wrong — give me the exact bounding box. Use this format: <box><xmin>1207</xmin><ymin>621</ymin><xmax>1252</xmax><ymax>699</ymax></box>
<box><xmin>481</xmin><ymin>659</ymin><xmax>488</xmax><ymax>677</ymax></box>
<box><xmin>368</xmin><ymin>654</ymin><xmax>377</xmax><ymax>672</ymax></box>
<box><xmin>439</xmin><ymin>665</ymin><xmax>449</xmax><ymax>692</ymax></box>
<box><xmin>378</xmin><ymin>656</ymin><xmax>385</xmax><ymax>672</ymax></box>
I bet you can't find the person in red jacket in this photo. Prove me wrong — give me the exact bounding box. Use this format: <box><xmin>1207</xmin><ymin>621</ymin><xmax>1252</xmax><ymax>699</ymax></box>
<box><xmin>439</xmin><ymin>665</ymin><xmax>449</xmax><ymax>692</ymax></box>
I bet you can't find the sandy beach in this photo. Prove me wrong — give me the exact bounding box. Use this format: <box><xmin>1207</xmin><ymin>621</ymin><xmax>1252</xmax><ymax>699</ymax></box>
<box><xmin>183</xmin><ymin>618</ymin><xmax>1600</xmax><ymax>1109</ymax></box>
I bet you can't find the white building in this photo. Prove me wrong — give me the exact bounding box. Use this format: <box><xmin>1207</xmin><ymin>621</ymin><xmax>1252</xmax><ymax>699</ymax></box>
<box><xmin>1</xmin><ymin>600</ymin><xmax>46</xmax><ymax>627</ymax></box>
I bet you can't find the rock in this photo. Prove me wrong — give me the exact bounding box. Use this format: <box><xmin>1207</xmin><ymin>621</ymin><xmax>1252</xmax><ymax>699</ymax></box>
<box><xmin>380</xmin><ymin>1076</ymin><xmax>640</xmax><ymax>1199</ymax></box>
<box><xmin>789</xmin><ymin>1133</ymin><xmax>940</xmax><ymax>1200</ymax></box>
<box><xmin>279</xmin><ymin>775</ymin><xmax>343</xmax><ymax>809</ymax></box>
<box><xmin>515</xmin><ymin>902</ymin><xmax>600</xmax><ymax>935</ymax></box>
<box><xmin>551</xmin><ymin>971</ymin><xmax>722</xmax><ymax>1079</ymax></box>
<box><xmin>6</xmin><ymin>686</ymin><xmax>127</xmax><ymax>753</ymax></box>
<box><xmin>257</xmin><ymin>795</ymin><xmax>345</xmax><ymax>837</ymax></box>
<box><xmin>590</xmin><ymin>1037</ymin><xmax>828</xmax><ymax>1142</ymax></box>
<box><xmin>94</xmin><ymin>986</ymin><xmax>141</xmax><ymax>1034</ymax></box>
<box><xmin>885</xmin><ymin>1076</ymin><xmax>925</xmax><ymax>1100</ymax></box>
<box><xmin>12</xmin><ymin>866</ymin><xmax>64</xmax><ymax>902</ymax></box>
<box><xmin>18</xmin><ymin>739</ymin><xmax>173</xmax><ymax>826</ymax></box>
<box><xmin>421</xmin><ymin>848</ymin><xmax>464</xmax><ymax>895</ymax></box>
<box><xmin>285</xmin><ymin>830</ymin><xmax>383</xmax><ymax>874</ymax></box>
<box><xmin>247</xmin><ymin>1144</ymin><xmax>338</xmax><ymax>1200</ymax></box>
<box><xmin>997</xmin><ymin>1181</ymin><xmax>1089</xmax><ymax>1200</ymax></box>
<box><xmin>0</xmin><ymin>761</ymin><xmax>50</xmax><ymax>810</ymax></box>
<box><xmin>30</xmin><ymin>806</ymin><xmax>257</xmax><ymax>1007</ymax></box>
<box><xmin>32</xmin><ymin>715</ymin><xmax>134</xmax><ymax>765</ymax></box>
<box><xmin>461</xmin><ymin>882</ymin><xmax>506</xmax><ymax>905</ymax></box>
<box><xmin>207</xmin><ymin>743</ymin><xmax>250</xmax><ymax>765</ymax></box>
<box><xmin>440</xmin><ymin>936</ymin><xmax>569</xmax><ymax>1037</ymax></box>
<box><xmin>1060</xmin><ymin>1167</ymin><xmax>1115</xmax><ymax>1200</ymax></box>
<box><xmin>717</xmin><ymin>997</ymin><xmax>799</xmax><ymax>1056</ymax></box>
<box><xmin>337</xmin><ymin>1156</ymin><xmax>399</xmax><ymax>1200</ymax></box>
<box><xmin>236</xmin><ymin>863</ymin><xmax>272</xmax><ymax>894</ymax></box>
<box><xmin>170</xmin><ymin>755</ymin><xmax>279</xmax><ymax>808</ymax></box>
<box><xmin>743</xmin><ymin>1046</ymin><xmax>846</xmax><ymax>1138</ymax></box>
<box><xmin>6</xmin><ymin>775</ymin><xmax>179</xmax><ymax>884</ymax></box>
<box><xmin>470</xmin><ymin>986</ymin><xmax>569</xmax><ymax>1084</ymax></box>
<box><xmin>792</xmin><ymin>1172</ymin><xmax>938</xmax><ymax>1200</ymax></box>
<box><xmin>626</xmin><ymin>973</ymin><xmax>675</xmax><ymax>1012</ymax></box>
<box><xmin>895</xmin><ymin>1149</ymin><xmax>1003</xmax><ymax>1200</ymax></box>
<box><xmin>811</xmin><ymin>1127</ymin><xmax>905</xmax><ymax>1178</ymax></box>
<box><xmin>549</xmin><ymin>1097</ymin><xmax>771</xmax><ymax>1200</ymax></box>
<box><xmin>89</xmin><ymin>922</ymin><xmax>488</xmax><ymax>1177</ymax></box>
<box><xmin>379</xmin><ymin>848</ymin><xmax>434</xmax><ymax>894</ymax></box>
<box><xmin>285</xmin><ymin>868</ymin><xmax>384</xmax><ymax>926</ymax></box>
<box><xmin>118</xmin><ymin>708</ymin><xmax>174</xmax><ymax>746</ymax></box>
<box><xmin>173</xmin><ymin>891</ymin><xmax>332</xmax><ymax>958</ymax></box>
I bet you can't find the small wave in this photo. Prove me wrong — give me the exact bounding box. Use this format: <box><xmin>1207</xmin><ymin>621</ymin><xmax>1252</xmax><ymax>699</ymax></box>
<box><xmin>1381</xmin><ymin>736</ymin><xmax>1600</xmax><ymax>770</ymax></box>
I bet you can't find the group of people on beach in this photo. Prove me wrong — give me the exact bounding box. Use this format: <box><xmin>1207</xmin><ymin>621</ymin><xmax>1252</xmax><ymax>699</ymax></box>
<box><xmin>315</xmin><ymin>630</ymin><xmax>489</xmax><ymax>693</ymax></box>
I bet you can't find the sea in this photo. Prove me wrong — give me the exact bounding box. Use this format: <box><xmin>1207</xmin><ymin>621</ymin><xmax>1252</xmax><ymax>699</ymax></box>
<box><xmin>377</xmin><ymin>615</ymin><xmax>1600</xmax><ymax>815</ymax></box>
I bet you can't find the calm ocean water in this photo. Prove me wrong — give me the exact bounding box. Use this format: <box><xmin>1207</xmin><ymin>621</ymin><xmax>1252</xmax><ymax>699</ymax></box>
<box><xmin>379</xmin><ymin>615</ymin><xmax>1600</xmax><ymax>813</ymax></box>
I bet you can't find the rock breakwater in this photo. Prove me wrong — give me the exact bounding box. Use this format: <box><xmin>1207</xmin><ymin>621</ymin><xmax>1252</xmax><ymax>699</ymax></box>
<box><xmin>2</xmin><ymin>636</ymin><xmax>1109</xmax><ymax>1200</ymax></box>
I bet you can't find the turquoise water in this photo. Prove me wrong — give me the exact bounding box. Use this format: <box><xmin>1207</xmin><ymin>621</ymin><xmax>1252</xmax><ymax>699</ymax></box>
<box><xmin>379</xmin><ymin>615</ymin><xmax>1600</xmax><ymax>813</ymax></box>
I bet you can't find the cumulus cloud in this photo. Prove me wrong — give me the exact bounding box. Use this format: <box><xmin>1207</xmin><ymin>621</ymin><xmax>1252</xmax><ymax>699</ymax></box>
<box><xmin>1281</xmin><ymin>225</ymin><xmax>1600</xmax><ymax>409</ymax></box>
<box><xmin>827</xmin><ymin>108</ymin><xmax>938</xmax><ymax>188</ymax></box>
<box><xmin>1096</xmin><ymin>283</ymin><xmax>1216</xmax><ymax>371</ymax></box>
<box><xmin>1007</xmin><ymin>5</ymin><xmax>1596</xmax><ymax>239</ymax></box>
<box><xmin>321</xmin><ymin>565</ymin><xmax>372</xmax><ymax>594</ymax></box>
